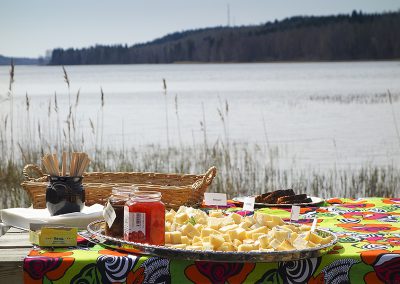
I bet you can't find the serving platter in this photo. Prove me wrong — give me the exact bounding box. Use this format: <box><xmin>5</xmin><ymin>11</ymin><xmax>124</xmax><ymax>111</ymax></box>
<box><xmin>80</xmin><ymin>220</ymin><xmax>337</xmax><ymax>263</ymax></box>
<box><xmin>233</xmin><ymin>196</ymin><xmax>324</xmax><ymax>208</ymax></box>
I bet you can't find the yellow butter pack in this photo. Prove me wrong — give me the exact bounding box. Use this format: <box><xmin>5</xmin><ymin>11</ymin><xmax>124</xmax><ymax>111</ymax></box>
<box><xmin>29</xmin><ymin>223</ymin><xmax>77</xmax><ymax>247</ymax></box>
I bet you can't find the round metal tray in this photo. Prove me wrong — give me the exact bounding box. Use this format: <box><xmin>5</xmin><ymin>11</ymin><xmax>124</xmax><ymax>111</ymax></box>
<box><xmin>81</xmin><ymin>220</ymin><xmax>338</xmax><ymax>262</ymax></box>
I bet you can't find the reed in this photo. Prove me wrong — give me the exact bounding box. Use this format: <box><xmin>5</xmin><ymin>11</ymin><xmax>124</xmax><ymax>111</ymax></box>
<box><xmin>163</xmin><ymin>78</ymin><xmax>170</xmax><ymax>171</ymax></box>
<box><xmin>8</xmin><ymin>59</ymin><xmax>15</xmax><ymax>162</ymax></box>
<box><xmin>388</xmin><ymin>90</ymin><xmax>400</xmax><ymax>147</ymax></box>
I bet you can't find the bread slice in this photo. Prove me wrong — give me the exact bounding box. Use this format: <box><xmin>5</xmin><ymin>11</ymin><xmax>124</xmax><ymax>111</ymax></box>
<box><xmin>277</xmin><ymin>194</ymin><xmax>308</xmax><ymax>204</ymax></box>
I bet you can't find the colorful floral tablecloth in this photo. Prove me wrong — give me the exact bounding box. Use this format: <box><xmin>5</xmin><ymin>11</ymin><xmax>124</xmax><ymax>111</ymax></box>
<box><xmin>23</xmin><ymin>197</ymin><xmax>400</xmax><ymax>284</ymax></box>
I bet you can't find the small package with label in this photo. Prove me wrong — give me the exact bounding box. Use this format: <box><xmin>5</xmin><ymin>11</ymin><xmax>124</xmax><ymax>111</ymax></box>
<box><xmin>29</xmin><ymin>223</ymin><xmax>77</xmax><ymax>247</ymax></box>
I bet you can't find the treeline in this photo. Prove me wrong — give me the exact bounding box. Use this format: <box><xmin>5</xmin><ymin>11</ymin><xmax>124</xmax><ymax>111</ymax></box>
<box><xmin>0</xmin><ymin>55</ymin><xmax>39</xmax><ymax>65</ymax></box>
<box><xmin>50</xmin><ymin>11</ymin><xmax>400</xmax><ymax>65</ymax></box>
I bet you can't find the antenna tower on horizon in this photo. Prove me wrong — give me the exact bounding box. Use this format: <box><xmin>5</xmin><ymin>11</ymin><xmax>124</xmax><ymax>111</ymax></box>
<box><xmin>227</xmin><ymin>3</ymin><xmax>230</xmax><ymax>27</ymax></box>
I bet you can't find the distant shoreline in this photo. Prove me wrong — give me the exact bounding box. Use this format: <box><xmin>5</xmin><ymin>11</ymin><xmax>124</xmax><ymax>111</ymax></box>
<box><xmin>1</xmin><ymin>58</ymin><xmax>399</xmax><ymax>67</ymax></box>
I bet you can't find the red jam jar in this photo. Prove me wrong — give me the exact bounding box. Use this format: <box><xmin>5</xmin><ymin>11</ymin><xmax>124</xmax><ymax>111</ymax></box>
<box><xmin>124</xmin><ymin>191</ymin><xmax>165</xmax><ymax>245</ymax></box>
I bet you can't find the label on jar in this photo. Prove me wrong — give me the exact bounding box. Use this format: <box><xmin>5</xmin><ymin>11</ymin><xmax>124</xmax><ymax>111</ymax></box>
<box><xmin>124</xmin><ymin>209</ymin><xmax>146</xmax><ymax>241</ymax></box>
<box><xmin>103</xmin><ymin>201</ymin><xmax>116</xmax><ymax>228</ymax></box>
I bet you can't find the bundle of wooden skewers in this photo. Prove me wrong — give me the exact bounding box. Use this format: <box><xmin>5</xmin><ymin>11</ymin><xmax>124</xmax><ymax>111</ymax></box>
<box><xmin>42</xmin><ymin>152</ymin><xmax>90</xmax><ymax>177</ymax></box>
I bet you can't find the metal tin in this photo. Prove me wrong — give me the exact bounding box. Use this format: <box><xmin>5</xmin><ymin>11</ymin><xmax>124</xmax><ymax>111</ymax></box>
<box><xmin>81</xmin><ymin>220</ymin><xmax>338</xmax><ymax>263</ymax></box>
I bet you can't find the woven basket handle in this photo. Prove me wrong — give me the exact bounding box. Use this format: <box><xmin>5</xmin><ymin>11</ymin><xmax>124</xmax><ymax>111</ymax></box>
<box><xmin>202</xmin><ymin>166</ymin><xmax>217</xmax><ymax>186</ymax></box>
<box><xmin>23</xmin><ymin>164</ymin><xmax>44</xmax><ymax>181</ymax></box>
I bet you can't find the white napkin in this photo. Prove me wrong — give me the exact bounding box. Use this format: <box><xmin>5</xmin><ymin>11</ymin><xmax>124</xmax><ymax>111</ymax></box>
<box><xmin>0</xmin><ymin>204</ymin><xmax>104</xmax><ymax>230</ymax></box>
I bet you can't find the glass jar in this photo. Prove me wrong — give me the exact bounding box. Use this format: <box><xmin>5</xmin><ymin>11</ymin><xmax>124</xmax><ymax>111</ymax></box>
<box><xmin>124</xmin><ymin>191</ymin><xmax>165</xmax><ymax>245</ymax></box>
<box><xmin>104</xmin><ymin>186</ymin><xmax>135</xmax><ymax>238</ymax></box>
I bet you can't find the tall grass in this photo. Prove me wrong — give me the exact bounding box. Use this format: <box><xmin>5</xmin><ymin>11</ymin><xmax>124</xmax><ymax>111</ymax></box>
<box><xmin>0</xmin><ymin>63</ymin><xmax>399</xmax><ymax>210</ymax></box>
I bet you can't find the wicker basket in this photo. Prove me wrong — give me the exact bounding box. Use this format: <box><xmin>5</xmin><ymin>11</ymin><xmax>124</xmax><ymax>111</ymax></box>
<box><xmin>21</xmin><ymin>165</ymin><xmax>217</xmax><ymax>210</ymax></box>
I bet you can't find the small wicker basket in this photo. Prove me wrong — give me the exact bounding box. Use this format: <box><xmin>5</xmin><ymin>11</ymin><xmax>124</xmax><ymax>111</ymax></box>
<box><xmin>21</xmin><ymin>165</ymin><xmax>217</xmax><ymax>210</ymax></box>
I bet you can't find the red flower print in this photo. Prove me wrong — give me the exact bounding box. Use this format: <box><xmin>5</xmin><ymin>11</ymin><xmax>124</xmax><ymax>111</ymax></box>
<box><xmin>337</xmin><ymin>223</ymin><xmax>398</xmax><ymax>233</ymax></box>
<box><xmin>361</xmin><ymin>250</ymin><xmax>400</xmax><ymax>284</ymax></box>
<box><xmin>24</xmin><ymin>257</ymin><xmax>61</xmax><ymax>281</ymax></box>
<box><xmin>185</xmin><ymin>261</ymin><xmax>255</xmax><ymax>284</ymax></box>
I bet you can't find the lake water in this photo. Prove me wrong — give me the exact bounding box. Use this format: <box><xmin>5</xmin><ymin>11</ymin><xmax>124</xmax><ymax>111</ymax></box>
<box><xmin>0</xmin><ymin>61</ymin><xmax>399</xmax><ymax>170</ymax></box>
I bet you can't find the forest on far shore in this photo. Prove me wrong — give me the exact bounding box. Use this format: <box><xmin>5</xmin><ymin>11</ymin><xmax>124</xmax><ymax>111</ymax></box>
<box><xmin>50</xmin><ymin>10</ymin><xmax>400</xmax><ymax>65</ymax></box>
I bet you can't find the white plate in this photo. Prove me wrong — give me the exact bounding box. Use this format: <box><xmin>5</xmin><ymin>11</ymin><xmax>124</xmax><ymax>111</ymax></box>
<box><xmin>233</xmin><ymin>196</ymin><xmax>324</xmax><ymax>208</ymax></box>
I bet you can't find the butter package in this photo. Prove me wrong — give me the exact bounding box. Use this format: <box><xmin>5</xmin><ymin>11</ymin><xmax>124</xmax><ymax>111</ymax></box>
<box><xmin>29</xmin><ymin>223</ymin><xmax>77</xmax><ymax>247</ymax></box>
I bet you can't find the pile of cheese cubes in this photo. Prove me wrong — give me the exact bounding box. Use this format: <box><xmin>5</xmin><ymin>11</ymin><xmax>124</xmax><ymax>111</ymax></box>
<box><xmin>164</xmin><ymin>206</ymin><xmax>333</xmax><ymax>252</ymax></box>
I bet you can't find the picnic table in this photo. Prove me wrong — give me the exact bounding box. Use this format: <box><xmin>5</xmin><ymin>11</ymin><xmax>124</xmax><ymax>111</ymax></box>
<box><xmin>1</xmin><ymin>197</ymin><xmax>400</xmax><ymax>283</ymax></box>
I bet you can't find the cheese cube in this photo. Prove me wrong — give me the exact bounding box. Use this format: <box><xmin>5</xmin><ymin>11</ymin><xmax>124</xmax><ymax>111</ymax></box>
<box><xmin>175</xmin><ymin>212</ymin><xmax>189</xmax><ymax>224</ymax></box>
<box><xmin>258</xmin><ymin>235</ymin><xmax>269</xmax><ymax>249</ymax></box>
<box><xmin>192</xmin><ymin>236</ymin><xmax>202</xmax><ymax>244</ymax></box>
<box><xmin>246</xmin><ymin>226</ymin><xmax>268</xmax><ymax>239</ymax></box>
<box><xmin>307</xmin><ymin>241</ymin><xmax>317</xmax><ymax>248</ymax></box>
<box><xmin>237</xmin><ymin>227</ymin><xmax>247</xmax><ymax>241</ymax></box>
<box><xmin>300</xmin><ymin>224</ymin><xmax>311</xmax><ymax>231</ymax></box>
<box><xmin>210</xmin><ymin>234</ymin><xmax>225</xmax><ymax>249</ymax></box>
<box><xmin>243</xmin><ymin>239</ymin><xmax>255</xmax><ymax>245</ymax></box>
<box><xmin>308</xmin><ymin>232</ymin><xmax>323</xmax><ymax>244</ymax></box>
<box><xmin>254</xmin><ymin>212</ymin><xmax>272</xmax><ymax>226</ymax></box>
<box><xmin>170</xmin><ymin>231</ymin><xmax>182</xmax><ymax>244</ymax></box>
<box><xmin>165</xmin><ymin>222</ymin><xmax>172</xmax><ymax>232</ymax></box>
<box><xmin>202</xmin><ymin>242</ymin><xmax>214</xmax><ymax>250</ymax></box>
<box><xmin>181</xmin><ymin>223</ymin><xmax>200</xmax><ymax>238</ymax></box>
<box><xmin>282</xmin><ymin>224</ymin><xmax>297</xmax><ymax>232</ymax></box>
<box><xmin>194</xmin><ymin>224</ymin><xmax>204</xmax><ymax>234</ymax></box>
<box><xmin>165</xmin><ymin>210</ymin><xmax>176</xmax><ymax>222</ymax></box>
<box><xmin>293</xmin><ymin>236</ymin><xmax>308</xmax><ymax>249</ymax></box>
<box><xmin>244</xmin><ymin>216</ymin><xmax>256</xmax><ymax>225</ymax></box>
<box><xmin>233</xmin><ymin>239</ymin><xmax>242</xmax><ymax>247</ymax></box>
<box><xmin>222</xmin><ymin>234</ymin><xmax>230</xmax><ymax>242</ymax></box>
<box><xmin>238</xmin><ymin>244</ymin><xmax>254</xmax><ymax>252</ymax></box>
<box><xmin>238</xmin><ymin>222</ymin><xmax>251</xmax><ymax>230</ymax></box>
<box><xmin>217</xmin><ymin>242</ymin><xmax>235</xmax><ymax>252</ymax></box>
<box><xmin>219</xmin><ymin>224</ymin><xmax>238</xmax><ymax>233</ymax></box>
<box><xmin>229</xmin><ymin>212</ymin><xmax>243</xmax><ymax>224</ymax></box>
<box><xmin>201</xmin><ymin>236</ymin><xmax>210</xmax><ymax>243</ymax></box>
<box><xmin>269</xmin><ymin>238</ymin><xmax>282</xmax><ymax>249</ymax></box>
<box><xmin>276</xmin><ymin>240</ymin><xmax>295</xmax><ymax>251</ymax></box>
<box><xmin>208</xmin><ymin>217</ymin><xmax>224</xmax><ymax>230</ymax></box>
<box><xmin>290</xmin><ymin>232</ymin><xmax>299</xmax><ymax>243</ymax></box>
<box><xmin>201</xmin><ymin>227</ymin><xmax>220</xmax><ymax>238</ymax></box>
<box><xmin>221</xmin><ymin>217</ymin><xmax>235</xmax><ymax>227</ymax></box>
<box><xmin>165</xmin><ymin>232</ymin><xmax>171</xmax><ymax>243</ymax></box>
<box><xmin>252</xmin><ymin>233</ymin><xmax>265</xmax><ymax>241</ymax></box>
<box><xmin>209</xmin><ymin>210</ymin><xmax>224</xmax><ymax>218</ymax></box>
<box><xmin>181</xmin><ymin>236</ymin><xmax>190</xmax><ymax>245</ymax></box>
<box><xmin>266</xmin><ymin>215</ymin><xmax>284</xmax><ymax>228</ymax></box>
<box><xmin>272</xmin><ymin>229</ymin><xmax>290</xmax><ymax>242</ymax></box>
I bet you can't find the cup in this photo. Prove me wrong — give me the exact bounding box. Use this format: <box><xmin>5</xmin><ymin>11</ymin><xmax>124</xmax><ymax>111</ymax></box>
<box><xmin>46</xmin><ymin>176</ymin><xmax>85</xmax><ymax>216</ymax></box>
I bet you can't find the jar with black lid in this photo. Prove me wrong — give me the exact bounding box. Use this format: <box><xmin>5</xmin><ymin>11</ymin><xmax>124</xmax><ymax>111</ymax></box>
<box><xmin>104</xmin><ymin>186</ymin><xmax>135</xmax><ymax>238</ymax></box>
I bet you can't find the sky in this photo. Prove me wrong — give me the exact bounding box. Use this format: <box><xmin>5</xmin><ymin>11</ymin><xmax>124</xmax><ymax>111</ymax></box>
<box><xmin>0</xmin><ymin>0</ymin><xmax>399</xmax><ymax>58</ymax></box>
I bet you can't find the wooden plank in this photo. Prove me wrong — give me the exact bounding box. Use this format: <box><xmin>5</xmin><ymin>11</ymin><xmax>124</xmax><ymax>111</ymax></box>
<box><xmin>0</xmin><ymin>231</ymin><xmax>31</xmax><ymax>248</ymax></box>
<box><xmin>0</xmin><ymin>259</ymin><xmax>24</xmax><ymax>282</ymax></box>
<box><xmin>0</xmin><ymin>229</ymin><xmax>31</xmax><ymax>281</ymax></box>
<box><xmin>0</xmin><ymin>248</ymin><xmax>30</xmax><ymax>261</ymax></box>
